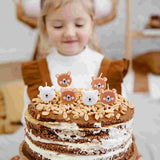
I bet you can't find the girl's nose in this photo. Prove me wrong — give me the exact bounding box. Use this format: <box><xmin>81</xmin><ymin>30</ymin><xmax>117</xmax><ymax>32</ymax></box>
<box><xmin>64</xmin><ymin>26</ymin><xmax>76</xmax><ymax>37</ymax></box>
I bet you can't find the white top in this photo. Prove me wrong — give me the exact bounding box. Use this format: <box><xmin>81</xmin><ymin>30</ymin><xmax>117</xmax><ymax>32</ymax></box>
<box><xmin>46</xmin><ymin>46</ymin><xmax>104</xmax><ymax>90</ymax></box>
<box><xmin>22</xmin><ymin>46</ymin><xmax>104</xmax><ymax>124</ymax></box>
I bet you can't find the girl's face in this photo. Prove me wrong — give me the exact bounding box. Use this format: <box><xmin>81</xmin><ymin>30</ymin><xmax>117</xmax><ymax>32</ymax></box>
<box><xmin>46</xmin><ymin>1</ymin><xmax>93</xmax><ymax>56</ymax></box>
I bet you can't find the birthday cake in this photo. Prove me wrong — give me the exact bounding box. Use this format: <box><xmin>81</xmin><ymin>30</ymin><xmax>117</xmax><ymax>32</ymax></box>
<box><xmin>19</xmin><ymin>72</ymin><xmax>137</xmax><ymax>160</ymax></box>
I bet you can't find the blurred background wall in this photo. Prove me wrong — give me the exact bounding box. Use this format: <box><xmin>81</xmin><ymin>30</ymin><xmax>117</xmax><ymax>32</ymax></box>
<box><xmin>0</xmin><ymin>0</ymin><xmax>160</xmax><ymax>63</ymax></box>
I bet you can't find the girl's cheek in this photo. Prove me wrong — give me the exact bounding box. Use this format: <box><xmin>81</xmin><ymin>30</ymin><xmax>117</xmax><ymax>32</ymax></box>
<box><xmin>81</xmin><ymin>33</ymin><xmax>90</xmax><ymax>41</ymax></box>
<box><xmin>52</xmin><ymin>30</ymin><xmax>62</xmax><ymax>35</ymax></box>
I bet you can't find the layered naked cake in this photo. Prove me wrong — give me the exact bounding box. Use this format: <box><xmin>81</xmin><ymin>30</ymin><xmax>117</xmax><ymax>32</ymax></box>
<box><xmin>19</xmin><ymin>89</ymin><xmax>137</xmax><ymax>160</ymax></box>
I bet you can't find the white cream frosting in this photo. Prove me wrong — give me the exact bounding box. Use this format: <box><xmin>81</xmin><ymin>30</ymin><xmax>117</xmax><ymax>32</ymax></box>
<box><xmin>47</xmin><ymin>121</ymin><xmax>80</xmax><ymax>130</ymax></box>
<box><xmin>25</xmin><ymin>136</ymin><xmax>132</xmax><ymax>160</ymax></box>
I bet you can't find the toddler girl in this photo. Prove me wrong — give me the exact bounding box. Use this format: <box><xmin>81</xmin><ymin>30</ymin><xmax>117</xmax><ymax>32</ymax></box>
<box><xmin>21</xmin><ymin>0</ymin><xmax>129</xmax><ymax>123</ymax></box>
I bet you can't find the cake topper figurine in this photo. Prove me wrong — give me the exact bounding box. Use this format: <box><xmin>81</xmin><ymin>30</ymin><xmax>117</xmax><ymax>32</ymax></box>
<box><xmin>91</xmin><ymin>73</ymin><xmax>107</xmax><ymax>91</ymax></box>
<box><xmin>100</xmin><ymin>85</ymin><xmax>117</xmax><ymax>106</ymax></box>
<box><xmin>38</xmin><ymin>83</ymin><xmax>55</xmax><ymax>103</ymax></box>
<box><xmin>82</xmin><ymin>90</ymin><xmax>98</xmax><ymax>111</ymax></box>
<box><xmin>61</xmin><ymin>88</ymin><xmax>77</xmax><ymax>107</ymax></box>
<box><xmin>56</xmin><ymin>71</ymin><xmax>72</xmax><ymax>87</ymax></box>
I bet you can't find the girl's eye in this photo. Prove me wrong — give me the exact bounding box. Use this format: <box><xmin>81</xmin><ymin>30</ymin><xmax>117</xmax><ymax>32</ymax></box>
<box><xmin>76</xmin><ymin>24</ymin><xmax>84</xmax><ymax>27</ymax></box>
<box><xmin>54</xmin><ymin>26</ymin><xmax>63</xmax><ymax>29</ymax></box>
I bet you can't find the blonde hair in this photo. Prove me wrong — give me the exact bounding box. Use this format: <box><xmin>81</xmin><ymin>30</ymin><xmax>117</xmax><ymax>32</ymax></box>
<box><xmin>38</xmin><ymin>0</ymin><xmax>104</xmax><ymax>57</ymax></box>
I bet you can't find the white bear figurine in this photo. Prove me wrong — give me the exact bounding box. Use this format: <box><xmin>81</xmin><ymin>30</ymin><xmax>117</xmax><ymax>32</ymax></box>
<box><xmin>38</xmin><ymin>85</ymin><xmax>55</xmax><ymax>102</ymax></box>
<box><xmin>82</xmin><ymin>90</ymin><xmax>98</xmax><ymax>106</ymax></box>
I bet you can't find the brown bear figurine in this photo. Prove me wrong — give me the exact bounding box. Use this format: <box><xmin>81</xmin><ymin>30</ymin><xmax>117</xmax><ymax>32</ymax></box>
<box><xmin>56</xmin><ymin>71</ymin><xmax>72</xmax><ymax>87</ymax></box>
<box><xmin>91</xmin><ymin>76</ymin><xmax>107</xmax><ymax>91</ymax></box>
<box><xmin>61</xmin><ymin>88</ymin><xmax>77</xmax><ymax>104</ymax></box>
<box><xmin>100</xmin><ymin>89</ymin><xmax>116</xmax><ymax>105</ymax></box>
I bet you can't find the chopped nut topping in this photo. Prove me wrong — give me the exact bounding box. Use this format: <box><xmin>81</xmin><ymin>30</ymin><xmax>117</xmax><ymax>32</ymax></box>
<box><xmin>116</xmin><ymin>113</ymin><xmax>121</xmax><ymax>119</ymax></box>
<box><xmin>42</xmin><ymin>111</ymin><xmax>49</xmax><ymax>116</ymax></box>
<box><xmin>120</xmin><ymin>110</ymin><xmax>126</xmax><ymax>115</ymax></box>
<box><xmin>36</xmin><ymin>104</ymin><xmax>43</xmax><ymax>111</ymax></box>
<box><xmin>32</xmin><ymin>90</ymin><xmax>134</xmax><ymax>121</ymax></box>
<box><xmin>95</xmin><ymin>114</ymin><xmax>100</xmax><ymax>120</ymax></box>
<box><xmin>63</xmin><ymin>112</ymin><xmax>68</xmax><ymax>119</ymax></box>
<box><xmin>84</xmin><ymin>114</ymin><xmax>89</xmax><ymax>121</ymax></box>
<box><xmin>36</xmin><ymin>114</ymin><xmax>40</xmax><ymax>119</ymax></box>
<box><xmin>73</xmin><ymin>115</ymin><xmax>79</xmax><ymax>119</ymax></box>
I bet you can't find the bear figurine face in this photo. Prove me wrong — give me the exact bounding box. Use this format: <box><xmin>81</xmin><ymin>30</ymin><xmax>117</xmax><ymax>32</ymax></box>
<box><xmin>82</xmin><ymin>90</ymin><xmax>98</xmax><ymax>106</ymax></box>
<box><xmin>61</xmin><ymin>88</ymin><xmax>77</xmax><ymax>104</ymax></box>
<box><xmin>100</xmin><ymin>89</ymin><xmax>116</xmax><ymax>105</ymax></box>
<box><xmin>38</xmin><ymin>85</ymin><xmax>55</xmax><ymax>102</ymax></box>
<box><xmin>56</xmin><ymin>72</ymin><xmax>72</xmax><ymax>87</ymax></box>
<box><xmin>91</xmin><ymin>76</ymin><xmax>107</xmax><ymax>91</ymax></box>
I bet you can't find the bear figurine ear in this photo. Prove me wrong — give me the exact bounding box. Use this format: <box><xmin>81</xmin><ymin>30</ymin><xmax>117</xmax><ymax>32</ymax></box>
<box><xmin>112</xmin><ymin>89</ymin><xmax>117</xmax><ymax>94</ymax></box>
<box><xmin>61</xmin><ymin>88</ymin><xmax>64</xmax><ymax>93</ymax></box>
<box><xmin>92</xmin><ymin>76</ymin><xmax>96</xmax><ymax>81</ymax></box>
<box><xmin>55</xmin><ymin>74</ymin><xmax>59</xmax><ymax>78</ymax></box>
<box><xmin>103</xmin><ymin>77</ymin><xmax>108</xmax><ymax>82</ymax></box>
<box><xmin>73</xmin><ymin>88</ymin><xmax>77</xmax><ymax>93</ymax></box>
<box><xmin>51</xmin><ymin>86</ymin><xmax>55</xmax><ymax>91</ymax></box>
<box><xmin>82</xmin><ymin>90</ymin><xmax>86</xmax><ymax>95</ymax></box>
<box><xmin>67</xmin><ymin>71</ymin><xmax>71</xmax><ymax>76</ymax></box>
<box><xmin>38</xmin><ymin>86</ymin><xmax>43</xmax><ymax>91</ymax></box>
<box><xmin>94</xmin><ymin>90</ymin><xmax>99</xmax><ymax>95</ymax></box>
<box><xmin>100</xmin><ymin>89</ymin><xmax>105</xmax><ymax>94</ymax></box>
